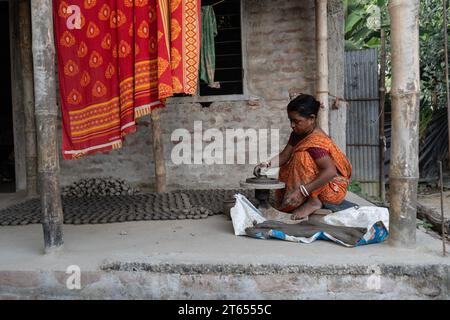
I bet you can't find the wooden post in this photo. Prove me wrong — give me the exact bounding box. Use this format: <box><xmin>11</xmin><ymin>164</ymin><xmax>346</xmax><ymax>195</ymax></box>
<box><xmin>19</xmin><ymin>0</ymin><xmax>38</xmax><ymax>196</ymax></box>
<box><xmin>388</xmin><ymin>0</ymin><xmax>420</xmax><ymax>247</ymax></box>
<box><xmin>438</xmin><ymin>161</ymin><xmax>447</xmax><ymax>256</ymax></box>
<box><xmin>443</xmin><ymin>0</ymin><xmax>450</xmax><ymax>169</ymax></box>
<box><xmin>315</xmin><ymin>0</ymin><xmax>329</xmax><ymax>134</ymax></box>
<box><xmin>379</xmin><ymin>28</ymin><xmax>387</xmax><ymax>203</ymax></box>
<box><xmin>151</xmin><ymin>109</ymin><xmax>167</xmax><ymax>193</ymax></box>
<box><xmin>31</xmin><ymin>0</ymin><xmax>64</xmax><ymax>252</ymax></box>
<box><xmin>9</xmin><ymin>0</ymin><xmax>27</xmax><ymax>192</ymax></box>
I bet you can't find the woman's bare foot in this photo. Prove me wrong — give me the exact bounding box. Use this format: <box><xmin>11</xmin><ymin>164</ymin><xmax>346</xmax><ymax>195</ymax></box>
<box><xmin>291</xmin><ymin>197</ymin><xmax>323</xmax><ymax>220</ymax></box>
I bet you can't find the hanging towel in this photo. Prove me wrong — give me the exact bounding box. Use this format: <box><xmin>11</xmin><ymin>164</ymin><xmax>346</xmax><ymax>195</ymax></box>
<box><xmin>157</xmin><ymin>0</ymin><xmax>202</xmax><ymax>97</ymax></box>
<box><xmin>199</xmin><ymin>5</ymin><xmax>220</xmax><ymax>88</ymax></box>
<box><xmin>53</xmin><ymin>0</ymin><xmax>201</xmax><ymax>159</ymax></box>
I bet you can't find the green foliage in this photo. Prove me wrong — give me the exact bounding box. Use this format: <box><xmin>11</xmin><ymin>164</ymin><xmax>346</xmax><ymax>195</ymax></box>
<box><xmin>419</xmin><ymin>104</ymin><xmax>434</xmax><ymax>141</ymax></box>
<box><xmin>419</xmin><ymin>0</ymin><xmax>449</xmax><ymax>117</ymax></box>
<box><xmin>348</xmin><ymin>180</ymin><xmax>371</xmax><ymax>199</ymax></box>
<box><xmin>348</xmin><ymin>180</ymin><xmax>362</xmax><ymax>193</ymax></box>
<box><xmin>344</xmin><ymin>0</ymin><xmax>389</xmax><ymax>50</ymax></box>
<box><xmin>345</xmin><ymin>0</ymin><xmax>450</xmax><ymax>140</ymax></box>
<box><xmin>417</xmin><ymin>218</ymin><xmax>434</xmax><ymax>231</ymax></box>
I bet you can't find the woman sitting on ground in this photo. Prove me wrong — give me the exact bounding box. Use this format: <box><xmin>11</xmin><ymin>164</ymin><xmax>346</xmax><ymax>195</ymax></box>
<box><xmin>254</xmin><ymin>94</ymin><xmax>352</xmax><ymax>220</ymax></box>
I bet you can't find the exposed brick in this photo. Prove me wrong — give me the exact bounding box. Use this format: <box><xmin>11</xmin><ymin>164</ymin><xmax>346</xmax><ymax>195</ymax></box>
<box><xmin>59</xmin><ymin>0</ymin><xmax>345</xmax><ymax>190</ymax></box>
<box><xmin>0</xmin><ymin>295</ymin><xmax>19</xmax><ymax>300</ymax></box>
<box><xmin>0</xmin><ymin>272</ymin><xmax>40</xmax><ymax>288</ymax></box>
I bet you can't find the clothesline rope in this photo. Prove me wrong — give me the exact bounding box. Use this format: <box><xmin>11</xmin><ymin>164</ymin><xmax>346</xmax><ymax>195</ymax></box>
<box><xmin>211</xmin><ymin>0</ymin><xmax>225</xmax><ymax>6</ymax></box>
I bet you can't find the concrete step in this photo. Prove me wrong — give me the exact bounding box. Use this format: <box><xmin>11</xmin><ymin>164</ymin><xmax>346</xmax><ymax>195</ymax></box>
<box><xmin>0</xmin><ymin>262</ymin><xmax>448</xmax><ymax>299</ymax></box>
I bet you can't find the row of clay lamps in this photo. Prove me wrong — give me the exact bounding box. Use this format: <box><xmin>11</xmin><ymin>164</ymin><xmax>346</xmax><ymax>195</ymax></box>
<box><xmin>0</xmin><ymin>189</ymin><xmax>259</xmax><ymax>226</ymax></box>
<box><xmin>61</xmin><ymin>177</ymin><xmax>140</xmax><ymax>197</ymax></box>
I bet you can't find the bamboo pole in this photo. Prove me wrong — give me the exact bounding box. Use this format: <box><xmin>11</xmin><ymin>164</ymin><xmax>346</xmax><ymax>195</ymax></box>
<box><xmin>444</xmin><ymin>0</ymin><xmax>450</xmax><ymax>169</ymax></box>
<box><xmin>31</xmin><ymin>0</ymin><xmax>64</xmax><ymax>252</ymax></box>
<box><xmin>438</xmin><ymin>161</ymin><xmax>447</xmax><ymax>256</ymax></box>
<box><xmin>388</xmin><ymin>0</ymin><xmax>421</xmax><ymax>247</ymax></box>
<box><xmin>19</xmin><ymin>0</ymin><xmax>37</xmax><ymax>196</ymax></box>
<box><xmin>151</xmin><ymin>109</ymin><xmax>167</xmax><ymax>193</ymax></box>
<box><xmin>315</xmin><ymin>0</ymin><xmax>329</xmax><ymax>134</ymax></box>
<box><xmin>379</xmin><ymin>29</ymin><xmax>387</xmax><ymax>203</ymax></box>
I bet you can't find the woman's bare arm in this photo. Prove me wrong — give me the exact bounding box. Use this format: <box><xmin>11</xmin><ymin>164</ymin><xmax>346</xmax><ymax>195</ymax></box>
<box><xmin>303</xmin><ymin>156</ymin><xmax>337</xmax><ymax>194</ymax></box>
<box><xmin>268</xmin><ymin>143</ymin><xmax>293</xmax><ymax>168</ymax></box>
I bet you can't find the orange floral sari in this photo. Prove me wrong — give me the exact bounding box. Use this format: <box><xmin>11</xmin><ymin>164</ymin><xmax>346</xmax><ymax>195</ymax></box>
<box><xmin>276</xmin><ymin>131</ymin><xmax>352</xmax><ymax>212</ymax></box>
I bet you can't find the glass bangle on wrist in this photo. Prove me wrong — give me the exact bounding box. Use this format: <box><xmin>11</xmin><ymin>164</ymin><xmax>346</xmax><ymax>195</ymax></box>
<box><xmin>299</xmin><ymin>185</ymin><xmax>309</xmax><ymax>197</ymax></box>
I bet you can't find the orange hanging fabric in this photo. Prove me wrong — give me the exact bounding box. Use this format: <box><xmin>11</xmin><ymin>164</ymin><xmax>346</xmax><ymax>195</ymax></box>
<box><xmin>170</xmin><ymin>0</ymin><xmax>201</xmax><ymax>95</ymax></box>
<box><xmin>157</xmin><ymin>0</ymin><xmax>201</xmax><ymax>98</ymax></box>
<box><xmin>53</xmin><ymin>0</ymin><xmax>201</xmax><ymax>159</ymax></box>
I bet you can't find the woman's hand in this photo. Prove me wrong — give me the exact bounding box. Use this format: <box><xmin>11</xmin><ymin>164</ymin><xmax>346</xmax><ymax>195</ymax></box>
<box><xmin>281</xmin><ymin>188</ymin><xmax>305</xmax><ymax>209</ymax></box>
<box><xmin>253</xmin><ymin>161</ymin><xmax>270</xmax><ymax>177</ymax></box>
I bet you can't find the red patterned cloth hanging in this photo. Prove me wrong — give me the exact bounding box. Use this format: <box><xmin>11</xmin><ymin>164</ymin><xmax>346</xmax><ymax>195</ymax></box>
<box><xmin>156</xmin><ymin>0</ymin><xmax>201</xmax><ymax>98</ymax></box>
<box><xmin>53</xmin><ymin>0</ymin><xmax>201</xmax><ymax>159</ymax></box>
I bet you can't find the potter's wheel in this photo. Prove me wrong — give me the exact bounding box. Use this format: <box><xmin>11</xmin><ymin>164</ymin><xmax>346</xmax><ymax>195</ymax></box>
<box><xmin>241</xmin><ymin>175</ymin><xmax>284</xmax><ymax>189</ymax></box>
<box><xmin>245</xmin><ymin>176</ymin><xmax>279</xmax><ymax>184</ymax></box>
<box><xmin>240</xmin><ymin>176</ymin><xmax>285</xmax><ymax>213</ymax></box>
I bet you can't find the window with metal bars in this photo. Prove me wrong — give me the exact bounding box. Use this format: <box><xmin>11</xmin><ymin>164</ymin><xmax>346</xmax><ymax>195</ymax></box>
<box><xmin>173</xmin><ymin>0</ymin><xmax>244</xmax><ymax>99</ymax></box>
<box><xmin>199</xmin><ymin>0</ymin><xmax>243</xmax><ymax>96</ymax></box>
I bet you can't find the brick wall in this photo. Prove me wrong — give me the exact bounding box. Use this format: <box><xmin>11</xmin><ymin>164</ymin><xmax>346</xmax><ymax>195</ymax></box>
<box><xmin>59</xmin><ymin>0</ymin><xmax>345</xmax><ymax>191</ymax></box>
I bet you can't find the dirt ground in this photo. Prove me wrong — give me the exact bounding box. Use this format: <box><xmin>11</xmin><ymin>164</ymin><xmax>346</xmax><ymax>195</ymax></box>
<box><xmin>417</xmin><ymin>190</ymin><xmax>450</xmax><ymax>220</ymax></box>
<box><xmin>373</xmin><ymin>185</ymin><xmax>450</xmax><ymax>240</ymax></box>
<box><xmin>416</xmin><ymin>187</ymin><xmax>450</xmax><ymax>241</ymax></box>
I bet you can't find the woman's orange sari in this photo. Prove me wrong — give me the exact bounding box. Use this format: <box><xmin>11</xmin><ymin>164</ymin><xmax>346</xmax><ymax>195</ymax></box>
<box><xmin>276</xmin><ymin>131</ymin><xmax>352</xmax><ymax>212</ymax></box>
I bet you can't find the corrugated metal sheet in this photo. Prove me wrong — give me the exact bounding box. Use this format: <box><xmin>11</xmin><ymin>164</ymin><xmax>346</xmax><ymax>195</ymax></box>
<box><xmin>345</xmin><ymin>49</ymin><xmax>380</xmax><ymax>198</ymax></box>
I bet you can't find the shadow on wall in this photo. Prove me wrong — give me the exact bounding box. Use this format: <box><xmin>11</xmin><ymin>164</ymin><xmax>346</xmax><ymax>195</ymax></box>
<box><xmin>0</xmin><ymin>1</ymin><xmax>14</xmax><ymax>193</ymax></box>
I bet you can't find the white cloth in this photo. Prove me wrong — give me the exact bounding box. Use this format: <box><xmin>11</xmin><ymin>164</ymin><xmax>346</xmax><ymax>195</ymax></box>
<box><xmin>230</xmin><ymin>194</ymin><xmax>266</xmax><ymax>236</ymax></box>
<box><xmin>323</xmin><ymin>206</ymin><xmax>390</xmax><ymax>229</ymax></box>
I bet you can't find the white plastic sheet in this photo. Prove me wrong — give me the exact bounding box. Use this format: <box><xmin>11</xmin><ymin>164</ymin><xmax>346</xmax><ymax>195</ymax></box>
<box><xmin>230</xmin><ymin>193</ymin><xmax>266</xmax><ymax>236</ymax></box>
<box><xmin>230</xmin><ymin>195</ymin><xmax>389</xmax><ymax>246</ymax></box>
<box><xmin>323</xmin><ymin>206</ymin><xmax>390</xmax><ymax>229</ymax></box>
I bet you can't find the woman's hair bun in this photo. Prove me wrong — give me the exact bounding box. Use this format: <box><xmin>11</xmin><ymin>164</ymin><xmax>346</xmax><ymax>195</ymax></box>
<box><xmin>287</xmin><ymin>94</ymin><xmax>320</xmax><ymax>117</ymax></box>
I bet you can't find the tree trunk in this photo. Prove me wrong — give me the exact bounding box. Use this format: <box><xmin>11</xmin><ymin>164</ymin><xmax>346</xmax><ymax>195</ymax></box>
<box><xmin>151</xmin><ymin>109</ymin><xmax>167</xmax><ymax>193</ymax></box>
<box><xmin>432</xmin><ymin>79</ymin><xmax>438</xmax><ymax>110</ymax></box>
<box><xmin>315</xmin><ymin>0</ymin><xmax>329</xmax><ymax>134</ymax></box>
<box><xmin>388</xmin><ymin>0</ymin><xmax>421</xmax><ymax>247</ymax></box>
<box><xmin>31</xmin><ymin>0</ymin><xmax>64</xmax><ymax>253</ymax></box>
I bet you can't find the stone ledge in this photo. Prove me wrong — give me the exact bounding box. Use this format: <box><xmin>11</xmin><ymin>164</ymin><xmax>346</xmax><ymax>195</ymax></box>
<box><xmin>0</xmin><ymin>264</ymin><xmax>448</xmax><ymax>299</ymax></box>
<box><xmin>100</xmin><ymin>261</ymin><xmax>450</xmax><ymax>277</ymax></box>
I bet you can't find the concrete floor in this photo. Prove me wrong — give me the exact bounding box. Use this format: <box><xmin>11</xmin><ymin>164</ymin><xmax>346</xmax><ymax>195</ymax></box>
<box><xmin>0</xmin><ymin>211</ymin><xmax>449</xmax><ymax>271</ymax></box>
<box><xmin>0</xmin><ymin>191</ymin><xmax>28</xmax><ymax>210</ymax></box>
<box><xmin>0</xmin><ymin>190</ymin><xmax>387</xmax><ymax>271</ymax></box>
<box><xmin>0</xmin><ymin>191</ymin><xmax>449</xmax><ymax>299</ymax></box>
